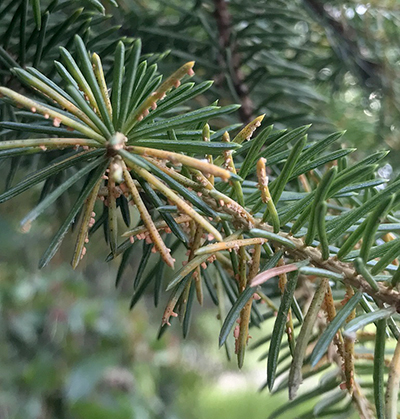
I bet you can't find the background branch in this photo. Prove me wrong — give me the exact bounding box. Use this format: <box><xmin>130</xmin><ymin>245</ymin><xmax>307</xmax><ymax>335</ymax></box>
<box><xmin>213</xmin><ymin>0</ymin><xmax>253</xmax><ymax>123</ymax></box>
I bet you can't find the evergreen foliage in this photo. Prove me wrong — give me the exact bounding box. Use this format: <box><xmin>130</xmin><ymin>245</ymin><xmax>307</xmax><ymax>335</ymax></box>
<box><xmin>1</xmin><ymin>1</ymin><xmax>400</xmax><ymax>418</ymax></box>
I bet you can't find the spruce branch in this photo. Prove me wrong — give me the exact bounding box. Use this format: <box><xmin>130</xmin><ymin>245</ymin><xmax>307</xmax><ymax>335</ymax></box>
<box><xmin>203</xmin><ymin>193</ymin><xmax>400</xmax><ymax>311</ymax></box>
<box><xmin>1</xmin><ymin>19</ymin><xmax>400</xmax><ymax>417</ymax></box>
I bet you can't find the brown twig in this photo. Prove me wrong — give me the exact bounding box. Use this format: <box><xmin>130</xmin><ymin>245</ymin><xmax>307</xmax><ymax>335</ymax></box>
<box><xmin>202</xmin><ymin>194</ymin><xmax>400</xmax><ymax>311</ymax></box>
<box><xmin>213</xmin><ymin>0</ymin><xmax>253</xmax><ymax>123</ymax></box>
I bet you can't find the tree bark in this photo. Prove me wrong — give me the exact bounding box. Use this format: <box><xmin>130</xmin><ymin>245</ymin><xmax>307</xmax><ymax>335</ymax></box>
<box><xmin>213</xmin><ymin>0</ymin><xmax>253</xmax><ymax>123</ymax></box>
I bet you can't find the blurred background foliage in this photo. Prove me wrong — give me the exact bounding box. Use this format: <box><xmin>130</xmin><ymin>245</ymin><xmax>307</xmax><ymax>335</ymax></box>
<box><xmin>0</xmin><ymin>0</ymin><xmax>399</xmax><ymax>418</ymax></box>
<box><xmin>114</xmin><ymin>0</ymin><xmax>400</xmax><ymax>154</ymax></box>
